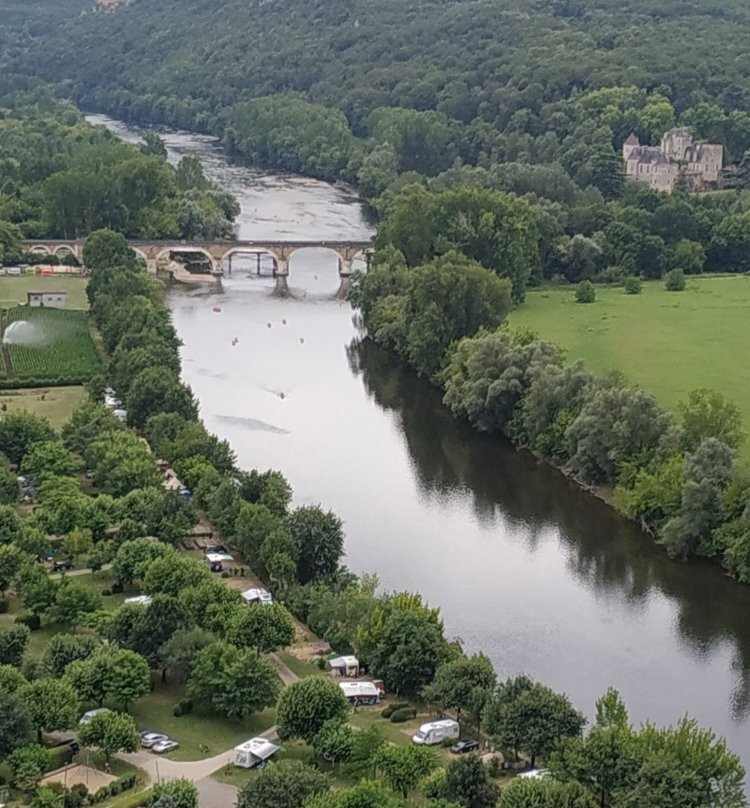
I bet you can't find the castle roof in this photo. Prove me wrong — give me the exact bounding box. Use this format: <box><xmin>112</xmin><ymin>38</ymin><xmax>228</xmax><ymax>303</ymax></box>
<box><xmin>624</xmin><ymin>133</ymin><xmax>640</xmax><ymax>146</ymax></box>
<box><xmin>628</xmin><ymin>146</ymin><xmax>671</xmax><ymax>164</ymax></box>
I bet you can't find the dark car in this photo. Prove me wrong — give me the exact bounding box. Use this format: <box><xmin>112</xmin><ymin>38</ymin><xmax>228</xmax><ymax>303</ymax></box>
<box><xmin>52</xmin><ymin>559</ymin><xmax>74</xmax><ymax>572</ymax></box>
<box><xmin>450</xmin><ymin>739</ymin><xmax>479</xmax><ymax>754</ymax></box>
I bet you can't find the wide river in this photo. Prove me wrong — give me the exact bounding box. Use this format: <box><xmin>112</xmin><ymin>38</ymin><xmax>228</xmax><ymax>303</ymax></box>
<box><xmin>90</xmin><ymin>114</ymin><xmax>750</xmax><ymax>767</ymax></box>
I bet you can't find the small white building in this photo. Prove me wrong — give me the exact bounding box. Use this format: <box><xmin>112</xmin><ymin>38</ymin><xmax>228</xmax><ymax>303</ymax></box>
<box><xmin>27</xmin><ymin>290</ymin><xmax>67</xmax><ymax>308</ymax></box>
<box><xmin>329</xmin><ymin>655</ymin><xmax>360</xmax><ymax>678</ymax></box>
<box><xmin>241</xmin><ymin>587</ymin><xmax>273</xmax><ymax>606</ymax></box>
<box><xmin>339</xmin><ymin>681</ymin><xmax>380</xmax><ymax>706</ymax></box>
<box><xmin>234</xmin><ymin>737</ymin><xmax>280</xmax><ymax>769</ymax></box>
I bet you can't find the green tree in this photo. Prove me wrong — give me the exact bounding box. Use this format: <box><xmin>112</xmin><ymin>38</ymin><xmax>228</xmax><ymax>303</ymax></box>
<box><xmin>157</xmin><ymin>626</ymin><xmax>215</xmax><ymax>683</ymax></box>
<box><xmin>287</xmin><ymin>506</ymin><xmax>344</xmax><ymax>584</ymax></box>
<box><xmin>236</xmin><ymin>760</ymin><xmax>329</xmax><ymax>808</ymax></box>
<box><xmin>0</xmin><ymin>464</ymin><xmax>20</xmax><ymax>504</ymax></box>
<box><xmin>41</xmin><ymin>634</ymin><xmax>98</xmax><ymax>677</ymax></box>
<box><xmin>20</xmin><ymin>441</ymin><xmax>77</xmax><ymax>480</ymax></box>
<box><xmin>0</xmin><ymin>623</ymin><xmax>31</xmax><ymax>667</ymax></box>
<box><xmin>0</xmin><ymin>412</ymin><xmax>56</xmax><ymax>465</ymax></box>
<box><xmin>374</xmin><ymin>743</ymin><xmax>437</xmax><ymax>799</ymax></box>
<box><xmin>15</xmin><ymin>563</ymin><xmax>57</xmax><ymax>618</ymax></box>
<box><xmin>575</xmin><ymin>280</ymin><xmax>596</xmax><ymax>303</ymax></box>
<box><xmin>0</xmin><ymin>663</ymin><xmax>28</xmax><ymax>694</ymax></box>
<box><xmin>483</xmin><ymin>676</ymin><xmax>585</xmax><ymax>766</ymax></box>
<box><xmin>187</xmin><ymin>641</ymin><xmax>280</xmax><ymax>719</ymax></box>
<box><xmin>31</xmin><ymin>788</ymin><xmax>64</xmax><ymax>808</ymax></box>
<box><xmin>7</xmin><ymin>744</ymin><xmax>49</xmax><ymax>793</ymax></box>
<box><xmin>0</xmin><ymin>690</ymin><xmax>32</xmax><ymax>756</ymax></box>
<box><xmin>0</xmin><ymin>543</ymin><xmax>25</xmax><ymax>599</ymax></box>
<box><xmin>430</xmin><ymin>755</ymin><xmax>499</xmax><ymax>808</ymax></box>
<box><xmin>312</xmin><ymin>719</ymin><xmax>355</xmax><ymax>763</ymax></box>
<box><xmin>62</xmin><ymin>527</ymin><xmax>93</xmax><ymax>567</ymax></box>
<box><xmin>48</xmin><ymin>579</ymin><xmax>103</xmax><ymax>625</ymax></box>
<box><xmin>65</xmin><ymin>647</ymin><xmax>150</xmax><ymax>711</ymax></box>
<box><xmin>623</xmin><ymin>276</ymin><xmax>642</xmax><ymax>294</ymax></box>
<box><xmin>422</xmin><ymin>653</ymin><xmax>496</xmax><ymax>723</ymax></box>
<box><xmin>148</xmin><ymin>779</ymin><xmax>198</xmax><ymax>808</ymax></box>
<box><xmin>18</xmin><ymin>678</ymin><xmax>80</xmax><ymax>742</ymax></box>
<box><xmin>672</xmin><ymin>239</ymin><xmax>705</xmax><ymax>274</ymax></box>
<box><xmin>680</xmin><ymin>389</ymin><xmax>744</xmax><ymax>452</ymax></box>
<box><xmin>78</xmin><ymin>709</ymin><xmax>139</xmax><ymax>763</ymax></box>
<box><xmin>664</xmin><ymin>267</ymin><xmax>686</xmax><ymax>291</ymax></box>
<box><xmin>276</xmin><ymin>676</ymin><xmax>350</xmax><ymax>743</ymax></box>
<box><xmin>234</xmin><ymin>503</ymin><xmax>284</xmax><ymax>573</ymax></box>
<box><xmin>305</xmin><ymin>780</ymin><xmax>406</xmax><ymax>808</ymax></box>
<box><xmin>0</xmin><ymin>504</ymin><xmax>21</xmax><ymax>543</ymax></box>
<box><xmin>228</xmin><ymin>603</ymin><xmax>295</xmax><ymax>653</ymax></box>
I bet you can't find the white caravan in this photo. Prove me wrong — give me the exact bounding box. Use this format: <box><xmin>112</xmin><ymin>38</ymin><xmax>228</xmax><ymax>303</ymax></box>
<box><xmin>412</xmin><ymin>719</ymin><xmax>460</xmax><ymax>745</ymax></box>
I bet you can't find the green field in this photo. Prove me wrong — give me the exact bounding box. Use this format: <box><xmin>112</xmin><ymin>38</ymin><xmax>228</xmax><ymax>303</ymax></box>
<box><xmin>0</xmin><ymin>386</ymin><xmax>88</xmax><ymax>428</ymax></box>
<box><xmin>510</xmin><ymin>276</ymin><xmax>750</xmax><ymax>449</ymax></box>
<box><xmin>0</xmin><ymin>276</ymin><xmax>88</xmax><ymax>310</ymax></box>
<box><xmin>3</xmin><ymin>306</ymin><xmax>102</xmax><ymax>383</ymax></box>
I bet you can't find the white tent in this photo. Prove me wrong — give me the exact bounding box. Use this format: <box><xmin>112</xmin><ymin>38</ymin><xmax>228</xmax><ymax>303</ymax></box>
<box><xmin>234</xmin><ymin>737</ymin><xmax>280</xmax><ymax>768</ymax></box>
<box><xmin>241</xmin><ymin>587</ymin><xmax>273</xmax><ymax>605</ymax></box>
<box><xmin>339</xmin><ymin>681</ymin><xmax>380</xmax><ymax>704</ymax></box>
<box><xmin>329</xmin><ymin>655</ymin><xmax>359</xmax><ymax>677</ymax></box>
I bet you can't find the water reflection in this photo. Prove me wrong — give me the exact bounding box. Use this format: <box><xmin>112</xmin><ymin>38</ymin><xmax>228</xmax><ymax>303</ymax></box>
<box><xmin>351</xmin><ymin>337</ymin><xmax>750</xmax><ymax>726</ymax></box>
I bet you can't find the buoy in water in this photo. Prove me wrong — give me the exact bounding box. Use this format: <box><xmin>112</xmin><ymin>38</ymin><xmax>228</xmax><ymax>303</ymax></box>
<box><xmin>299</xmin><ymin>337</ymin><xmax>305</xmax><ymax>344</ymax></box>
<box><xmin>212</xmin><ymin>307</ymin><xmax>221</xmax><ymax>313</ymax></box>
<box><xmin>267</xmin><ymin>323</ymin><xmax>272</xmax><ymax>328</ymax></box>
<box><xmin>281</xmin><ymin>319</ymin><xmax>287</xmax><ymax>325</ymax></box>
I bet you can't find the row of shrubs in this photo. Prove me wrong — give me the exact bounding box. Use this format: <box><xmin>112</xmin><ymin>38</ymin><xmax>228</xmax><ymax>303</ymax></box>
<box><xmin>86</xmin><ymin>775</ymin><xmax>137</xmax><ymax>804</ymax></box>
<box><xmin>0</xmin><ymin>376</ymin><xmax>92</xmax><ymax>390</ymax></box>
<box><xmin>381</xmin><ymin>702</ymin><xmax>418</xmax><ymax>723</ymax></box>
<box><xmin>575</xmin><ymin>268</ymin><xmax>688</xmax><ymax>303</ymax></box>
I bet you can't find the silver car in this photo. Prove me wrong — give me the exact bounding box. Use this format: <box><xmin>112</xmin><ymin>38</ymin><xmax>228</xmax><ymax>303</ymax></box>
<box><xmin>151</xmin><ymin>739</ymin><xmax>179</xmax><ymax>754</ymax></box>
<box><xmin>140</xmin><ymin>732</ymin><xmax>168</xmax><ymax>749</ymax></box>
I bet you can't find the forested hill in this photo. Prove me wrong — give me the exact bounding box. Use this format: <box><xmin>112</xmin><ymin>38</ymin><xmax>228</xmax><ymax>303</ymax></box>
<box><xmin>8</xmin><ymin>0</ymin><xmax>750</xmax><ymax>136</ymax></box>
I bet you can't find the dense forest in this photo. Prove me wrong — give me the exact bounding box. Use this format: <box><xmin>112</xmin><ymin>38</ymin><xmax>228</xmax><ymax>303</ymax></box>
<box><xmin>0</xmin><ymin>81</ymin><xmax>238</xmax><ymax>251</ymax></box>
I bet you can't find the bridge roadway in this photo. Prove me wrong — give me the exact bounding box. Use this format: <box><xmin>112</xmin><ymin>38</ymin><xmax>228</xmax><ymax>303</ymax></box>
<box><xmin>22</xmin><ymin>238</ymin><xmax>374</xmax><ymax>297</ymax></box>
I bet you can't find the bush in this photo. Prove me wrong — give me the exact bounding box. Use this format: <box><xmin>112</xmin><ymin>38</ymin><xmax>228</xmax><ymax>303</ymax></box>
<box><xmin>665</xmin><ymin>267</ymin><xmax>686</xmax><ymax>291</ymax></box>
<box><xmin>390</xmin><ymin>707</ymin><xmax>417</xmax><ymax>723</ymax></box>
<box><xmin>220</xmin><ymin>571</ymin><xmax>230</xmax><ymax>579</ymax></box>
<box><xmin>0</xmin><ymin>599</ymin><xmax>8</xmax><ymax>613</ymax></box>
<box><xmin>111</xmin><ymin>582</ymin><xmax>124</xmax><ymax>594</ymax></box>
<box><xmin>108</xmin><ymin>789</ymin><xmax>152</xmax><ymax>808</ymax></box>
<box><xmin>100</xmin><ymin>588</ymin><xmax>112</xmax><ymax>596</ymax></box>
<box><xmin>381</xmin><ymin>702</ymin><xmax>410</xmax><ymax>719</ymax></box>
<box><xmin>15</xmin><ymin>613</ymin><xmax>41</xmax><ymax>631</ymax></box>
<box><xmin>47</xmin><ymin>745</ymin><xmax>74</xmax><ymax>771</ymax></box>
<box><xmin>594</xmin><ymin>265</ymin><xmax>623</xmax><ymax>284</ymax></box>
<box><xmin>575</xmin><ymin>280</ymin><xmax>596</xmax><ymax>303</ymax></box>
<box><xmin>486</xmin><ymin>756</ymin><xmax>500</xmax><ymax>777</ymax></box>
<box><xmin>173</xmin><ymin>698</ymin><xmax>193</xmax><ymax>717</ymax></box>
<box><xmin>623</xmin><ymin>275</ymin><xmax>642</xmax><ymax>294</ymax></box>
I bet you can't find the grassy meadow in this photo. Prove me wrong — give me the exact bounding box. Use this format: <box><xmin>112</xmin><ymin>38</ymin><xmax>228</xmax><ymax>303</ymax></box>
<box><xmin>510</xmin><ymin>275</ymin><xmax>750</xmax><ymax>451</ymax></box>
<box><xmin>0</xmin><ymin>276</ymin><xmax>89</xmax><ymax>310</ymax></box>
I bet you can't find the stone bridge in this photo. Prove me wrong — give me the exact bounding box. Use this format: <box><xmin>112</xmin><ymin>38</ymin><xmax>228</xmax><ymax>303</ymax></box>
<box><xmin>22</xmin><ymin>239</ymin><xmax>374</xmax><ymax>297</ymax></box>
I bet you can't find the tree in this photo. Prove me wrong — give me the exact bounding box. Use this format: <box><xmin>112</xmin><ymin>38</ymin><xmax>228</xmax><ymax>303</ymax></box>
<box><xmin>374</xmin><ymin>743</ymin><xmax>437</xmax><ymax>799</ymax></box>
<box><xmin>287</xmin><ymin>506</ymin><xmax>345</xmax><ymax>584</ymax></box>
<box><xmin>83</xmin><ymin>229</ymin><xmax>137</xmax><ymax>273</ymax></box>
<box><xmin>228</xmin><ymin>603</ymin><xmax>295</xmax><ymax>653</ymax></box>
<box><xmin>187</xmin><ymin>641</ymin><xmax>280</xmax><ymax>719</ymax></box>
<box><xmin>0</xmin><ymin>623</ymin><xmax>31</xmax><ymax>667</ymax></box>
<box><xmin>78</xmin><ymin>710</ymin><xmax>139</xmax><ymax>763</ymax></box>
<box><xmin>148</xmin><ymin>779</ymin><xmax>198</xmax><ymax>808</ymax></box>
<box><xmin>276</xmin><ymin>676</ymin><xmax>350</xmax><ymax>743</ymax></box>
<box><xmin>236</xmin><ymin>760</ymin><xmax>329</xmax><ymax>808</ymax></box>
<box><xmin>158</xmin><ymin>626</ymin><xmax>215</xmax><ymax>683</ymax></box>
<box><xmin>20</xmin><ymin>441</ymin><xmax>77</xmax><ymax>480</ymax></box>
<box><xmin>0</xmin><ymin>503</ymin><xmax>22</xmax><ymax>543</ymax></box>
<box><xmin>18</xmin><ymin>678</ymin><xmax>80</xmax><ymax>742</ymax></box>
<box><xmin>0</xmin><ymin>690</ymin><xmax>32</xmax><ymax>756</ymax></box>
<box><xmin>0</xmin><ymin>663</ymin><xmax>28</xmax><ymax>694</ymax></box>
<box><xmin>0</xmin><ymin>412</ymin><xmax>56</xmax><ymax>465</ymax></box>
<box><xmin>62</xmin><ymin>527</ymin><xmax>93</xmax><ymax>567</ymax></box>
<box><xmin>41</xmin><ymin>634</ymin><xmax>98</xmax><ymax>677</ymax></box>
<box><xmin>234</xmin><ymin>503</ymin><xmax>284</xmax><ymax>573</ymax></box>
<box><xmin>680</xmin><ymin>389</ymin><xmax>744</xmax><ymax>452</ymax></box>
<box><xmin>143</xmin><ymin>552</ymin><xmax>211</xmax><ymax>597</ymax></box>
<box><xmin>112</xmin><ymin>537</ymin><xmax>172</xmax><ymax>586</ymax></box>
<box><xmin>0</xmin><ymin>464</ymin><xmax>20</xmax><ymax>504</ymax></box>
<box><xmin>575</xmin><ymin>280</ymin><xmax>596</xmax><ymax>303</ymax></box>
<box><xmin>423</xmin><ymin>654</ymin><xmax>496</xmax><ymax>723</ymax></box>
<box><xmin>623</xmin><ymin>276</ymin><xmax>641</xmax><ymax>294</ymax></box>
<box><xmin>664</xmin><ymin>267</ymin><xmax>685</xmax><ymax>291</ymax></box>
<box><xmin>305</xmin><ymin>780</ymin><xmax>406</xmax><ymax>808</ymax></box>
<box><xmin>672</xmin><ymin>239</ymin><xmax>705</xmax><ymax>275</ymax></box>
<box><xmin>431</xmin><ymin>755</ymin><xmax>499</xmax><ymax>808</ymax></box>
<box><xmin>48</xmin><ymin>579</ymin><xmax>103</xmax><ymax>625</ymax></box>
<box><xmin>120</xmin><ymin>593</ymin><xmax>194</xmax><ymax>668</ymax></box>
<box><xmin>125</xmin><ymin>369</ymin><xmax>198</xmax><ymax>429</ymax></box>
<box><xmin>15</xmin><ymin>563</ymin><xmax>57</xmax><ymax>618</ymax></box>
<box><xmin>7</xmin><ymin>744</ymin><xmax>49</xmax><ymax>792</ymax></box>
<box><xmin>31</xmin><ymin>788</ymin><xmax>64</xmax><ymax>808</ymax></box>
<box><xmin>312</xmin><ymin>719</ymin><xmax>355</xmax><ymax>763</ymax></box>
<box><xmin>483</xmin><ymin>676</ymin><xmax>585</xmax><ymax>766</ymax></box>
<box><xmin>0</xmin><ymin>543</ymin><xmax>25</xmax><ymax>599</ymax></box>
<box><xmin>65</xmin><ymin>647</ymin><xmax>150</xmax><ymax>711</ymax></box>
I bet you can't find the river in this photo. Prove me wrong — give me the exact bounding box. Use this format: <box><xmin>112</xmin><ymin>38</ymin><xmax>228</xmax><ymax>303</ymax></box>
<box><xmin>89</xmin><ymin>113</ymin><xmax>750</xmax><ymax>768</ymax></box>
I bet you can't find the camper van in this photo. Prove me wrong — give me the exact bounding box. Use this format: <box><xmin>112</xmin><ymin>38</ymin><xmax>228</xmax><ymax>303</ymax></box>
<box><xmin>412</xmin><ymin>719</ymin><xmax>460</xmax><ymax>746</ymax></box>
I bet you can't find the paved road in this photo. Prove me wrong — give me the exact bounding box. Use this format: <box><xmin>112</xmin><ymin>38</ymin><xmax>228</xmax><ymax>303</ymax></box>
<box><xmin>49</xmin><ymin>563</ymin><xmax>113</xmax><ymax>581</ymax></box>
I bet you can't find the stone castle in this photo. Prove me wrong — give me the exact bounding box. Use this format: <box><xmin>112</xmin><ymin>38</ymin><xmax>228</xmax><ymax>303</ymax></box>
<box><xmin>623</xmin><ymin>127</ymin><xmax>723</xmax><ymax>193</ymax></box>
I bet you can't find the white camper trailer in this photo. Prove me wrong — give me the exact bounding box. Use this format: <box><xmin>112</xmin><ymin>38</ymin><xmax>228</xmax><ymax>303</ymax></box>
<box><xmin>412</xmin><ymin>719</ymin><xmax>460</xmax><ymax>746</ymax></box>
<box><xmin>339</xmin><ymin>681</ymin><xmax>381</xmax><ymax>706</ymax></box>
<box><xmin>234</xmin><ymin>737</ymin><xmax>280</xmax><ymax>769</ymax></box>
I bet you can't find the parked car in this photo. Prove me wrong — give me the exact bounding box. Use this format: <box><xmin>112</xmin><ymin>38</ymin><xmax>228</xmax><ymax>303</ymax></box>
<box><xmin>52</xmin><ymin>559</ymin><xmax>74</xmax><ymax>572</ymax></box>
<box><xmin>519</xmin><ymin>769</ymin><xmax>551</xmax><ymax>779</ymax></box>
<box><xmin>79</xmin><ymin>708</ymin><xmax>111</xmax><ymax>725</ymax></box>
<box><xmin>450</xmin><ymin>739</ymin><xmax>479</xmax><ymax>754</ymax></box>
<box><xmin>140</xmin><ymin>732</ymin><xmax>168</xmax><ymax>749</ymax></box>
<box><xmin>151</xmin><ymin>739</ymin><xmax>179</xmax><ymax>754</ymax></box>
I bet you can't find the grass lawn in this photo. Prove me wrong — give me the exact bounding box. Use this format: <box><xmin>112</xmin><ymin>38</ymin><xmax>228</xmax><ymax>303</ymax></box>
<box><xmin>0</xmin><ymin>276</ymin><xmax>88</xmax><ymax>310</ymax></box>
<box><xmin>277</xmin><ymin>651</ymin><xmax>324</xmax><ymax>679</ymax></box>
<box><xmin>0</xmin><ymin>385</ymin><xmax>88</xmax><ymax>429</ymax></box>
<box><xmin>129</xmin><ymin>681</ymin><xmax>276</xmax><ymax>761</ymax></box>
<box><xmin>510</xmin><ymin>275</ymin><xmax>750</xmax><ymax>453</ymax></box>
<box><xmin>211</xmin><ymin>741</ymin><xmax>314</xmax><ymax>787</ymax></box>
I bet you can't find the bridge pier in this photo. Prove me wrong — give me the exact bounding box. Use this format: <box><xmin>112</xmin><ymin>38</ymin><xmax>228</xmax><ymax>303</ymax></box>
<box><xmin>336</xmin><ymin>257</ymin><xmax>355</xmax><ymax>300</ymax></box>
<box><xmin>273</xmin><ymin>258</ymin><xmax>290</xmax><ymax>297</ymax></box>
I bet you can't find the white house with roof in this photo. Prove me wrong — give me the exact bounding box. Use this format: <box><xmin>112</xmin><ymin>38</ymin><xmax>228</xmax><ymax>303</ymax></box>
<box><xmin>27</xmin><ymin>290</ymin><xmax>67</xmax><ymax>308</ymax></box>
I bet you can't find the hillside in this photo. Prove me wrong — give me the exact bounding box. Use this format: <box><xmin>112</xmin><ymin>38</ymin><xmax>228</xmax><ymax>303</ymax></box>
<box><xmin>7</xmin><ymin>0</ymin><xmax>750</xmax><ymax>148</ymax></box>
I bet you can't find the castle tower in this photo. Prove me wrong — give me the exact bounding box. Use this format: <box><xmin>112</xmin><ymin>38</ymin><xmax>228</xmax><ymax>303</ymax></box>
<box><xmin>623</xmin><ymin>133</ymin><xmax>640</xmax><ymax>162</ymax></box>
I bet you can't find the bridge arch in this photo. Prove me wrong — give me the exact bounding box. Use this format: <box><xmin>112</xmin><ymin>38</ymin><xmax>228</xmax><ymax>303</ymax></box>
<box><xmin>28</xmin><ymin>245</ymin><xmax>52</xmax><ymax>256</ymax></box>
<box><xmin>155</xmin><ymin>246</ymin><xmax>216</xmax><ymax>273</ymax></box>
<box><xmin>132</xmin><ymin>247</ymin><xmax>149</xmax><ymax>264</ymax></box>
<box><xmin>53</xmin><ymin>244</ymin><xmax>76</xmax><ymax>259</ymax></box>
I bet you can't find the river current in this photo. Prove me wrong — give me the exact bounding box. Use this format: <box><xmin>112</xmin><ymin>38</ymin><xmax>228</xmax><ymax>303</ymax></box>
<box><xmin>88</xmin><ymin>114</ymin><xmax>750</xmax><ymax>769</ymax></box>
